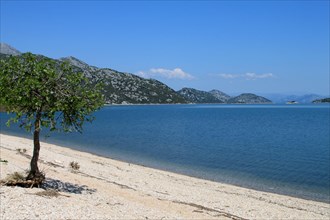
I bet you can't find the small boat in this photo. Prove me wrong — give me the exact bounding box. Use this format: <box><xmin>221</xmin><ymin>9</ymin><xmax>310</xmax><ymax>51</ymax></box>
<box><xmin>286</xmin><ymin>101</ymin><xmax>299</xmax><ymax>104</ymax></box>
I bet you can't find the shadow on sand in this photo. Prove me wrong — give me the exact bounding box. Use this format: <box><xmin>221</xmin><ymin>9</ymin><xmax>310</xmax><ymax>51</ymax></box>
<box><xmin>41</xmin><ymin>178</ymin><xmax>97</xmax><ymax>194</ymax></box>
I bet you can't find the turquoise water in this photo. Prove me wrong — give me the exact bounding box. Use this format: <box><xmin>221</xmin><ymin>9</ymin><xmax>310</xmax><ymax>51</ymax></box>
<box><xmin>1</xmin><ymin>104</ymin><xmax>329</xmax><ymax>202</ymax></box>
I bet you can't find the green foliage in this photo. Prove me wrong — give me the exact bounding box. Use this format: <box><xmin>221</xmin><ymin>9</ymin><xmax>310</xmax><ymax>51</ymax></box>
<box><xmin>0</xmin><ymin>53</ymin><xmax>105</xmax><ymax>133</ymax></box>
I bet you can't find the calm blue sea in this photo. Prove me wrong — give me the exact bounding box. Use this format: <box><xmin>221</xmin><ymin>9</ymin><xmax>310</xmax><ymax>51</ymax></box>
<box><xmin>1</xmin><ymin>104</ymin><xmax>329</xmax><ymax>203</ymax></box>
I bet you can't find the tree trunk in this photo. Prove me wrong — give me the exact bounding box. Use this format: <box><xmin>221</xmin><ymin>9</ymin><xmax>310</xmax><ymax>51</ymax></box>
<box><xmin>26</xmin><ymin>111</ymin><xmax>42</xmax><ymax>180</ymax></box>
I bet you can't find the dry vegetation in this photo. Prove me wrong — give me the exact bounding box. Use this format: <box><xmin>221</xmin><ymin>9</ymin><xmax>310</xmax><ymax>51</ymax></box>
<box><xmin>69</xmin><ymin>161</ymin><xmax>80</xmax><ymax>171</ymax></box>
<box><xmin>1</xmin><ymin>171</ymin><xmax>45</xmax><ymax>188</ymax></box>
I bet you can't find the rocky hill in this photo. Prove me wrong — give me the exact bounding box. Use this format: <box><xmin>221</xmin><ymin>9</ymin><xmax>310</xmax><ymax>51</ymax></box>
<box><xmin>177</xmin><ymin>88</ymin><xmax>225</xmax><ymax>103</ymax></box>
<box><xmin>60</xmin><ymin>57</ymin><xmax>187</xmax><ymax>104</ymax></box>
<box><xmin>0</xmin><ymin>45</ymin><xmax>187</xmax><ymax>104</ymax></box>
<box><xmin>0</xmin><ymin>43</ymin><xmax>21</xmax><ymax>56</ymax></box>
<box><xmin>178</xmin><ymin>88</ymin><xmax>271</xmax><ymax>104</ymax></box>
<box><xmin>227</xmin><ymin>93</ymin><xmax>272</xmax><ymax>104</ymax></box>
<box><xmin>209</xmin><ymin>90</ymin><xmax>231</xmax><ymax>102</ymax></box>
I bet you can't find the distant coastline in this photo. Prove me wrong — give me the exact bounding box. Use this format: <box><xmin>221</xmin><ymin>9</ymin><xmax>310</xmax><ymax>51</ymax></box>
<box><xmin>312</xmin><ymin>98</ymin><xmax>330</xmax><ymax>103</ymax></box>
<box><xmin>2</xmin><ymin>43</ymin><xmax>327</xmax><ymax>105</ymax></box>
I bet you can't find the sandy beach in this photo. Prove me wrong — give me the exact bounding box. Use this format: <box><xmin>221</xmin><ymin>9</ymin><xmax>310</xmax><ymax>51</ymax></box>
<box><xmin>0</xmin><ymin>133</ymin><xmax>329</xmax><ymax>219</ymax></box>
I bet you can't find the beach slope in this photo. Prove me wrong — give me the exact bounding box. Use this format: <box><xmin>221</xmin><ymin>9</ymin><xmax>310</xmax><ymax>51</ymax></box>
<box><xmin>0</xmin><ymin>134</ymin><xmax>329</xmax><ymax>219</ymax></box>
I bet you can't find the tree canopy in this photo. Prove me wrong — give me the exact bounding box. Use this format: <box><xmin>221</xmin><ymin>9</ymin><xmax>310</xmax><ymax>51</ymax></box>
<box><xmin>0</xmin><ymin>53</ymin><xmax>104</xmax><ymax>132</ymax></box>
<box><xmin>0</xmin><ymin>53</ymin><xmax>105</xmax><ymax>182</ymax></box>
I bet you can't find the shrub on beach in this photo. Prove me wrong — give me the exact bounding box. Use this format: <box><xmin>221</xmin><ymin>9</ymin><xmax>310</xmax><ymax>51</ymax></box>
<box><xmin>69</xmin><ymin>161</ymin><xmax>80</xmax><ymax>171</ymax></box>
<box><xmin>16</xmin><ymin>148</ymin><xmax>27</xmax><ymax>154</ymax></box>
<box><xmin>5</xmin><ymin>172</ymin><xmax>25</xmax><ymax>182</ymax></box>
<box><xmin>1</xmin><ymin>171</ymin><xmax>45</xmax><ymax>187</ymax></box>
<box><xmin>0</xmin><ymin>159</ymin><xmax>8</xmax><ymax>163</ymax></box>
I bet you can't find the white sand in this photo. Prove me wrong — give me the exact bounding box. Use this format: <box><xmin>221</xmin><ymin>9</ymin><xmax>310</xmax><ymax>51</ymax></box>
<box><xmin>0</xmin><ymin>133</ymin><xmax>329</xmax><ymax>219</ymax></box>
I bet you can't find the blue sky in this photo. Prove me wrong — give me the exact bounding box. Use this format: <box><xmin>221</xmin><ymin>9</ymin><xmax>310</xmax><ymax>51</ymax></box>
<box><xmin>1</xmin><ymin>1</ymin><xmax>329</xmax><ymax>95</ymax></box>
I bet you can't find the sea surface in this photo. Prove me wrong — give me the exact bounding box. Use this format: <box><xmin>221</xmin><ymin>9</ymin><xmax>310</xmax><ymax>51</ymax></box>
<box><xmin>1</xmin><ymin>104</ymin><xmax>329</xmax><ymax>203</ymax></box>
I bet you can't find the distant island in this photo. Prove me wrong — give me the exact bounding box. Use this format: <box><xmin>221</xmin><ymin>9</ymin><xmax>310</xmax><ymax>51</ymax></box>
<box><xmin>312</xmin><ymin>98</ymin><xmax>330</xmax><ymax>103</ymax></box>
<box><xmin>178</xmin><ymin>88</ymin><xmax>272</xmax><ymax>104</ymax></box>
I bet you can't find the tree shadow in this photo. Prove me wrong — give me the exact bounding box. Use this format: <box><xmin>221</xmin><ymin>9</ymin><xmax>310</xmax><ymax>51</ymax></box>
<box><xmin>41</xmin><ymin>178</ymin><xmax>97</xmax><ymax>194</ymax></box>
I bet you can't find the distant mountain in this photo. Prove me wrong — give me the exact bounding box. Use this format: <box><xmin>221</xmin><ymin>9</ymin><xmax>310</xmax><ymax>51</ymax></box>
<box><xmin>227</xmin><ymin>93</ymin><xmax>272</xmax><ymax>104</ymax></box>
<box><xmin>58</xmin><ymin>57</ymin><xmax>187</xmax><ymax>104</ymax></box>
<box><xmin>209</xmin><ymin>90</ymin><xmax>231</xmax><ymax>102</ymax></box>
<box><xmin>0</xmin><ymin>45</ymin><xmax>187</xmax><ymax>104</ymax></box>
<box><xmin>4</xmin><ymin>43</ymin><xmax>316</xmax><ymax>106</ymax></box>
<box><xmin>60</xmin><ymin>56</ymin><xmax>95</xmax><ymax>70</ymax></box>
<box><xmin>265</xmin><ymin>94</ymin><xmax>326</xmax><ymax>104</ymax></box>
<box><xmin>312</xmin><ymin>98</ymin><xmax>330</xmax><ymax>103</ymax></box>
<box><xmin>177</xmin><ymin>88</ymin><xmax>225</xmax><ymax>103</ymax></box>
<box><xmin>177</xmin><ymin>88</ymin><xmax>271</xmax><ymax>104</ymax></box>
<box><xmin>0</xmin><ymin>43</ymin><xmax>21</xmax><ymax>56</ymax></box>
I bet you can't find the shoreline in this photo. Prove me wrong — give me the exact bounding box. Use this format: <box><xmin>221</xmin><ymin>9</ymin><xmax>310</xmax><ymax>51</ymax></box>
<box><xmin>3</xmin><ymin>131</ymin><xmax>329</xmax><ymax>204</ymax></box>
<box><xmin>1</xmin><ymin>133</ymin><xmax>330</xmax><ymax>219</ymax></box>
